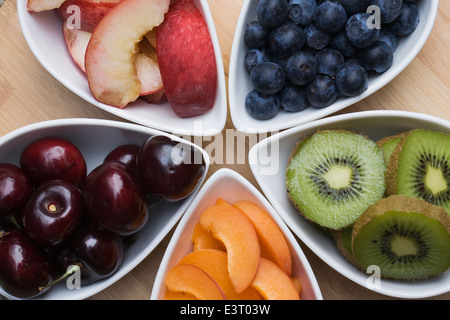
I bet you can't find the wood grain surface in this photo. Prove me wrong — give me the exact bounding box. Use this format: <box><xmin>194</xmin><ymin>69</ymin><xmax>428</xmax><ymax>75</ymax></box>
<box><xmin>0</xmin><ymin>0</ymin><xmax>449</xmax><ymax>300</ymax></box>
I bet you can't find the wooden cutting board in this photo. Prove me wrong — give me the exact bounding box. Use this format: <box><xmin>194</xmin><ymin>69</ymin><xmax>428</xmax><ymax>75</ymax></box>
<box><xmin>0</xmin><ymin>0</ymin><xmax>448</xmax><ymax>300</ymax></box>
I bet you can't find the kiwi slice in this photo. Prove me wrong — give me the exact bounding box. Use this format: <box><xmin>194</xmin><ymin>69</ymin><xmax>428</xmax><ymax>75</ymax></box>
<box><xmin>286</xmin><ymin>130</ymin><xmax>386</xmax><ymax>230</ymax></box>
<box><xmin>386</xmin><ymin>129</ymin><xmax>450</xmax><ymax>214</ymax></box>
<box><xmin>332</xmin><ymin>226</ymin><xmax>359</xmax><ymax>267</ymax></box>
<box><xmin>352</xmin><ymin>195</ymin><xmax>450</xmax><ymax>280</ymax></box>
<box><xmin>376</xmin><ymin>132</ymin><xmax>407</xmax><ymax>165</ymax></box>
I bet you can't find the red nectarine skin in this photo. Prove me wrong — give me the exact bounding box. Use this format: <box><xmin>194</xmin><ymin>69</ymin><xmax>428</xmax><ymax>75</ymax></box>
<box><xmin>156</xmin><ymin>0</ymin><xmax>217</xmax><ymax>118</ymax></box>
<box><xmin>57</xmin><ymin>0</ymin><xmax>121</xmax><ymax>33</ymax></box>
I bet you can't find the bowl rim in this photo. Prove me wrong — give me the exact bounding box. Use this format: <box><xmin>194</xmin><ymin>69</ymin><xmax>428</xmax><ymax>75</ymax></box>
<box><xmin>150</xmin><ymin>167</ymin><xmax>323</xmax><ymax>300</ymax></box>
<box><xmin>0</xmin><ymin>117</ymin><xmax>211</xmax><ymax>300</ymax></box>
<box><xmin>228</xmin><ymin>0</ymin><xmax>440</xmax><ymax>134</ymax></box>
<box><xmin>248</xmin><ymin>110</ymin><xmax>450</xmax><ymax>299</ymax></box>
<box><xmin>17</xmin><ymin>0</ymin><xmax>228</xmax><ymax>137</ymax></box>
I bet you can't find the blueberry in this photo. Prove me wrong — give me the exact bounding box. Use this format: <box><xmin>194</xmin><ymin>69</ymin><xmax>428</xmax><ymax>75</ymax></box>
<box><xmin>329</xmin><ymin>31</ymin><xmax>358</xmax><ymax>57</ymax></box>
<box><xmin>288</xmin><ymin>0</ymin><xmax>317</xmax><ymax>26</ymax></box>
<box><xmin>269</xmin><ymin>21</ymin><xmax>305</xmax><ymax>58</ymax></box>
<box><xmin>314</xmin><ymin>1</ymin><xmax>347</xmax><ymax>34</ymax></box>
<box><xmin>336</xmin><ymin>63</ymin><xmax>368</xmax><ymax>97</ymax></box>
<box><xmin>250</xmin><ymin>62</ymin><xmax>286</xmax><ymax>95</ymax></box>
<box><xmin>339</xmin><ymin>0</ymin><xmax>371</xmax><ymax>16</ymax></box>
<box><xmin>315</xmin><ymin>48</ymin><xmax>345</xmax><ymax>78</ymax></box>
<box><xmin>306</xmin><ymin>75</ymin><xmax>338</xmax><ymax>108</ymax></box>
<box><xmin>388</xmin><ymin>3</ymin><xmax>420</xmax><ymax>36</ymax></box>
<box><xmin>285</xmin><ymin>51</ymin><xmax>317</xmax><ymax>85</ymax></box>
<box><xmin>358</xmin><ymin>41</ymin><xmax>393</xmax><ymax>73</ymax></box>
<box><xmin>371</xmin><ymin>0</ymin><xmax>404</xmax><ymax>24</ymax></box>
<box><xmin>345</xmin><ymin>13</ymin><xmax>380</xmax><ymax>48</ymax></box>
<box><xmin>377</xmin><ymin>28</ymin><xmax>398</xmax><ymax>53</ymax></box>
<box><xmin>256</xmin><ymin>0</ymin><xmax>289</xmax><ymax>28</ymax></box>
<box><xmin>244</xmin><ymin>47</ymin><xmax>270</xmax><ymax>73</ymax></box>
<box><xmin>279</xmin><ymin>82</ymin><xmax>309</xmax><ymax>112</ymax></box>
<box><xmin>245</xmin><ymin>90</ymin><xmax>280</xmax><ymax>120</ymax></box>
<box><xmin>244</xmin><ymin>21</ymin><xmax>270</xmax><ymax>48</ymax></box>
<box><xmin>304</xmin><ymin>24</ymin><xmax>330</xmax><ymax>50</ymax></box>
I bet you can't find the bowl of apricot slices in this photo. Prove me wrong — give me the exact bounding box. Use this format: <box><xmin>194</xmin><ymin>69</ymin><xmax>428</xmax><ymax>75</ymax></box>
<box><xmin>151</xmin><ymin>168</ymin><xmax>322</xmax><ymax>300</ymax></box>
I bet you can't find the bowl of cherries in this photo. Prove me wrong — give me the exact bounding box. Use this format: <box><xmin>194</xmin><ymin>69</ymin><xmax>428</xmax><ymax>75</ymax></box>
<box><xmin>0</xmin><ymin>118</ymin><xmax>209</xmax><ymax>300</ymax></box>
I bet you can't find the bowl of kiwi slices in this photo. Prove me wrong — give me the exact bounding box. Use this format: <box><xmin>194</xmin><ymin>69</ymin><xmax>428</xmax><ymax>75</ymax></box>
<box><xmin>249</xmin><ymin>110</ymin><xmax>450</xmax><ymax>298</ymax></box>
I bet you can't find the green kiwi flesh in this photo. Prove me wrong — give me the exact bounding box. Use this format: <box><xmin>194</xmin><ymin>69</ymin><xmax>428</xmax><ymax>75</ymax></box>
<box><xmin>376</xmin><ymin>133</ymin><xmax>405</xmax><ymax>165</ymax></box>
<box><xmin>286</xmin><ymin>130</ymin><xmax>386</xmax><ymax>230</ymax></box>
<box><xmin>352</xmin><ymin>195</ymin><xmax>450</xmax><ymax>280</ymax></box>
<box><xmin>387</xmin><ymin>129</ymin><xmax>450</xmax><ymax>214</ymax></box>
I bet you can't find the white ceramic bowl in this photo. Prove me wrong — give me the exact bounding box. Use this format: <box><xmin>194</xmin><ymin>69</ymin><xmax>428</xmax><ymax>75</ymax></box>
<box><xmin>17</xmin><ymin>0</ymin><xmax>227</xmax><ymax>137</ymax></box>
<box><xmin>0</xmin><ymin>118</ymin><xmax>210</xmax><ymax>300</ymax></box>
<box><xmin>229</xmin><ymin>0</ymin><xmax>439</xmax><ymax>133</ymax></box>
<box><xmin>150</xmin><ymin>168</ymin><xmax>323</xmax><ymax>300</ymax></box>
<box><xmin>248</xmin><ymin>110</ymin><xmax>450</xmax><ymax>299</ymax></box>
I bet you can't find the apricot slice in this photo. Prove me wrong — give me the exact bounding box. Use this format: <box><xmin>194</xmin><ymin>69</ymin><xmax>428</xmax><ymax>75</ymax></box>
<box><xmin>179</xmin><ymin>249</ymin><xmax>263</xmax><ymax>300</ymax></box>
<box><xmin>165</xmin><ymin>264</ymin><xmax>225</xmax><ymax>300</ymax></box>
<box><xmin>164</xmin><ymin>292</ymin><xmax>198</xmax><ymax>300</ymax></box>
<box><xmin>291</xmin><ymin>276</ymin><xmax>303</xmax><ymax>297</ymax></box>
<box><xmin>216</xmin><ymin>198</ymin><xmax>232</xmax><ymax>207</ymax></box>
<box><xmin>191</xmin><ymin>223</ymin><xmax>225</xmax><ymax>251</ymax></box>
<box><xmin>233</xmin><ymin>200</ymin><xmax>292</xmax><ymax>276</ymax></box>
<box><xmin>251</xmin><ymin>258</ymin><xmax>300</xmax><ymax>300</ymax></box>
<box><xmin>200</xmin><ymin>204</ymin><xmax>260</xmax><ymax>293</ymax></box>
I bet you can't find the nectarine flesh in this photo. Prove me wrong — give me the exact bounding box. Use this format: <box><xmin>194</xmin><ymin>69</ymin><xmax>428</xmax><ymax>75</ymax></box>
<box><xmin>85</xmin><ymin>0</ymin><xmax>170</xmax><ymax>107</ymax></box>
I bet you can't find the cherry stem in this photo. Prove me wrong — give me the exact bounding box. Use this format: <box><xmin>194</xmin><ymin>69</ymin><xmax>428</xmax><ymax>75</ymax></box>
<box><xmin>0</xmin><ymin>230</ymin><xmax>10</xmax><ymax>239</ymax></box>
<box><xmin>39</xmin><ymin>263</ymin><xmax>81</xmax><ymax>292</ymax></box>
<box><xmin>10</xmin><ymin>216</ymin><xmax>22</xmax><ymax>230</ymax></box>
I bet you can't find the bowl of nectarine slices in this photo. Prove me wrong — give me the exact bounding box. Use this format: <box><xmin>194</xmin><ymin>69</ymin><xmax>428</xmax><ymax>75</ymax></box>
<box><xmin>18</xmin><ymin>0</ymin><xmax>227</xmax><ymax>136</ymax></box>
<box><xmin>151</xmin><ymin>168</ymin><xmax>322</xmax><ymax>300</ymax></box>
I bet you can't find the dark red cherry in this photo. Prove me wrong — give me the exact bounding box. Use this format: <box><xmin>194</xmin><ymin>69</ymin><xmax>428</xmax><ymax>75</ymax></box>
<box><xmin>0</xmin><ymin>229</ymin><xmax>55</xmax><ymax>298</ymax></box>
<box><xmin>137</xmin><ymin>135</ymin><xmax>205</xmax><ymax>201</ymax></box>
<box><xmin>20</xmin><ymin>137</ymin><xmax>87</xmax><ymax>188</ymax></box>
<box><xmin>21</xmin><ymin>180</ymin><xmax>84</xmax><ymax>247</ymax></box>
<box><xmin>0</xmin><ymin>163</ymin><xmax>33</xmax><ymax>217</ymax></box>
<box><xmin>82</xmin><ymin>161</ymin><xmax>148</xmax><ymax>236</ymax></box>
<box><xmin>54</xmin><ymin>222</ymin><xmax>123</xmax><ymax>285</ymax></box>
<box><xmin>104</xmin><ymin>144</ymin><xmax>140</xmax><ymax>171</ymax></box>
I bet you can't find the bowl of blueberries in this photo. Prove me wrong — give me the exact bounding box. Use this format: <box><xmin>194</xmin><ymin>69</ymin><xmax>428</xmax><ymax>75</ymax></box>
<box><xmin>229</xmin><ymin>0</ymin><xmax>439</xmax><ymax>133</ymax></box>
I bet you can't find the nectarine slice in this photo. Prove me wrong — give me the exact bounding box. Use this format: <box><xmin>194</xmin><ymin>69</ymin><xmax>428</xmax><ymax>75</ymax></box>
<box><xmin>251</xmin><ymin>258</ymin><xmax>300</xmax><ymax>300</ymax></box>
<box><xmin>57</xmin><ymin>0</ymin><xmax>122</xmax><ymax>33</ymax></box>
<box><xmin>165</xmin><ymin>264</ymin><xmax>225</xmax><ymax>300</ymax></box>
<box><xmin>27</xmin><ymin>0</ymin><xmax>66</xmax><ymax>12</ymax></box>
<box><xmin>233</xmin><ymin>200</ymin><xmax>292</xmax><ymax>276</ymax></box>
<box><xmin>191</xmin><ymin>223</ymin><xmax>225</xmax><ymax>251</ymax></box>
<box><xmin>62</xmin><ymin>23</ymin><xmax>91</xmax><ymax>73</ymax></box>
<box><xmin>85</xmin><ymin>0</ymin><xmax>170</xmax><ymax>107</ymax></box>
<box><xmin>156</xmin><ymin>0</ymin><xmax>217</xmax><ymax>118</ymax></box>
<box><xmin>136</xmin><ymin>39</ymin><xmax>163</xmax><ymax>97</ymax></box>
<box><xmin>200</xmin><ymin>204</ymin><xmax>260</xmax><ymax>293</ymax></box>
<box><xmin>179</xmin><ymin>249</ymin><xmax>263</xmax><ymax>300</ymax></box>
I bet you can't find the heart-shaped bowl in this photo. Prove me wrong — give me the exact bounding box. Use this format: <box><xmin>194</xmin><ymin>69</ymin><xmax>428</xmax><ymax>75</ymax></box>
<box><xmin>0</xmin><ymin>118</ymin><xmax>210</xmax><ymax>300</ymax></box>
<box><xmin>229</xmin><ymin>0</ymin><xmax>439</xmax><ymax>133</ymax></box>
<box><xmin>150</xmin><ymin>168</ymin><xmax>322</xmax><ymax>300</ymax></box>
<box><xmin>248</xmin><ymin>110</ymin><xmax>450</xmax><ymax>299</ymax></box>
<box><xmin>17</xmin><ymin>0</ymin><xmax>227</xmax><ymax>137</ymax></box>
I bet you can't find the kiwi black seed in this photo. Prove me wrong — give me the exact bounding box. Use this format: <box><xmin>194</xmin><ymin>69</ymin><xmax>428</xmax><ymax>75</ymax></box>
<box><xmin>286</xmin><ymin>130</ymin><xmax>386</xmax><ymax>230</ymax></box>
<box><xmin>352</xmin><ymin>195</ymin><xmax>450</xmax><ymax>280</ymax></box>
<box><xmin>386</xmin><ymin>129</ymin><xmax>450</xmax><ymax>214</ymax></box>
